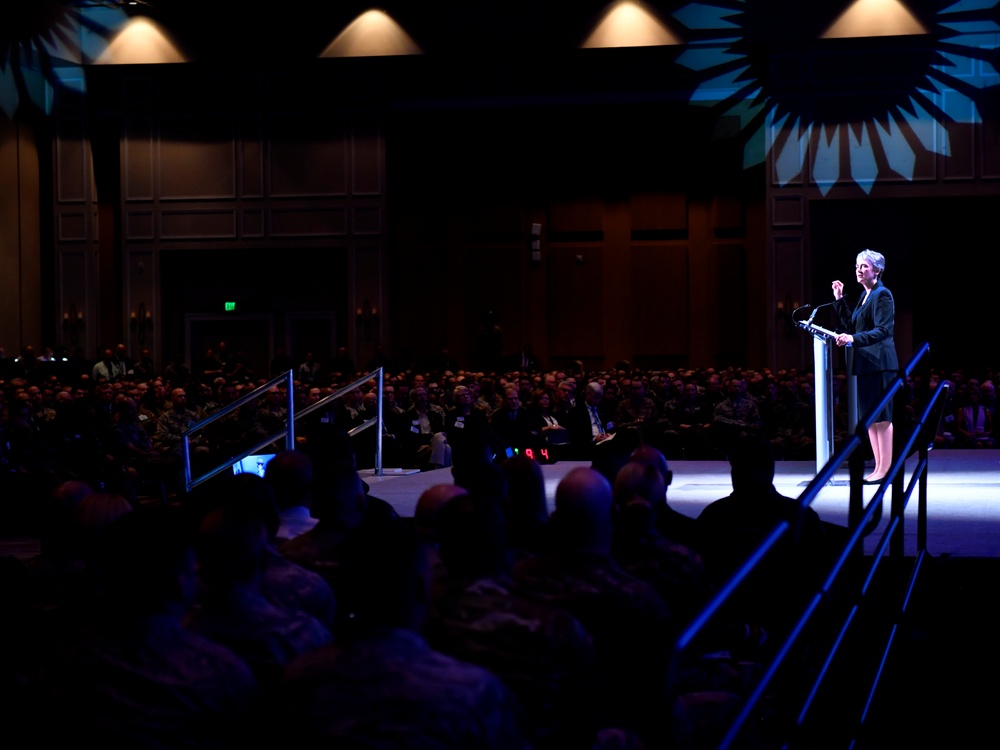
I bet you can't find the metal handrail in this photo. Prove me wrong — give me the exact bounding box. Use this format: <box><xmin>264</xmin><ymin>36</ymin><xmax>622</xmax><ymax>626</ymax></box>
<box><xmin>181</xmin><ymin>367</ymin><xmax>385</xmax><ymax>492</ymax></box>
<box><xmin>667</xmin><ymin>342</ymin><xmax>943</xmax><ymax>749</ymax></box>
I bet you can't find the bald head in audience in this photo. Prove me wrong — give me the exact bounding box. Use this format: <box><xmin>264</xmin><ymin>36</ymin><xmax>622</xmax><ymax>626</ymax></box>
<box><xmin>266</xmin><ymin>450</ymin><xmax>314</xmax><ymax>511</ymax></box>
<box><xmin>630</xmin><ymin>444</ymin><xmax>673</xmax><ymax>489</ymax></box>
<box><xmin>553</xmin><ymin>467</ymin><xmax>614</xmax><ymax>556</ymax></box>
<box><xmin>413</xmin><ymin>483</ymin><xmax>468</xmax><ymax>541</ymax></box>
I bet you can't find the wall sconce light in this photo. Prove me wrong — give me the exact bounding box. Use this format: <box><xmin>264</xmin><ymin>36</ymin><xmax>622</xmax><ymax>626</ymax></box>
<box><xmin>775</xmin><ymin>292</ymin><xmax>798</xmax><ymax>337</ymax></box>
<box><xmin>130</xmin><ymin>302</ymin><xmax>154</xmax><ymax>345</ymax></box>
<box><xmin>355</xmin><ymin>299</ymin><xmax>379</xmax><ymax>343</ymax></box>
<box><xmin>62</xmin><ymin>304</ymin><xmax>85</xmax><ymax>346</ymax></box>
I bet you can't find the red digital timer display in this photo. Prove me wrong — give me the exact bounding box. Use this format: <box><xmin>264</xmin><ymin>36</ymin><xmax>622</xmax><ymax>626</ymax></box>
<box><xmin>507</xmin><ymin>446</ymin><xmax>554</xmax><ymax>463</ymax></box>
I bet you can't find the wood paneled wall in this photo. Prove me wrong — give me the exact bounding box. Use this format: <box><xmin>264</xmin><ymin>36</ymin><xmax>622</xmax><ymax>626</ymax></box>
<box><xmin>1</xmin><ymin>119</ymin><xmax>43</xmax><ymax>356</ymax></box>
<box><xmin>392</xmin><ymin>174</ymin><xmax>767</xmax><ymax>373</ymax></box>
<box><xmin>50</xmin><ymin>67</ymin><xmax>387</xmax><ymax>372</ymax></box>
<box><xmin>31</xmin><ymin>50</ymin><xmax>999</xmax><ymax>377</ymax></box>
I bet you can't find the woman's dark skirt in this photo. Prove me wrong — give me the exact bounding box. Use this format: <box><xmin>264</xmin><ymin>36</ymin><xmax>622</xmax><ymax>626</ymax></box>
<box><xmin>858</xmin><ymin>370</ymin><xmax>894</xmax><ymax>423</ymax></box>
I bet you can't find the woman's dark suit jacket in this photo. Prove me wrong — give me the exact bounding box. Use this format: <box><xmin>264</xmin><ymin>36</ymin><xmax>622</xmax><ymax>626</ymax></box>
<box><xmin>833</xmin><ymin>280</ymin><xmax>898</xmax><ymax>375</ymax></box>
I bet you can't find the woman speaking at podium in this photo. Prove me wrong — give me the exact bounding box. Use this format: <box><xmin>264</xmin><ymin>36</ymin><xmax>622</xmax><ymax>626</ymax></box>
<box><xmin>831</xmin><ymin>249</ymin><xmax>898</xmax><ymax>484</ymax></box>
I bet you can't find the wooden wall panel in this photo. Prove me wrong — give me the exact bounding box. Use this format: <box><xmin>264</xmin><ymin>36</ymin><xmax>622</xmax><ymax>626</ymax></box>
<box><xmin>352</xmin><ymin>110</ymin><xmax>382</xmax><ymax>196</ymax></box>
<box><xmin>547</xmin><ymin>245</ymin><xmax>604</xmax><ymax>357</ymax></box>
<box><xmin>715</xmin><ymin>242</ymin><xmax>748</xmax><ymax>364</ymax></box>
<box><xmin>124</xmin><ymin>118</ymin><xmax>154</xmax><ymax>201</ymax></box>
<box><xmin>470</xmin><ymin>201</ymin><xmax>524</xmax><ymax>240</ymax></box>
<box><xmin>550</xmin><ymin>198</ymin><xmax>604</xmax><ymax>234</ymax></box>
<box><xmin>161</xmin><ymin>210</ymin><xmax>237</xmax><ymax>239</ymax></box>
<box><xmin>241</xmin><ymin>115</ymin><xmax>265</xmax><ymax>198</ymax></box>
<box><xmin>894</xmin><ymin>112</ymin><xmax>939</xmax><ymax>183</ymax></box>
<box><xmin>353</xmin><ymin>243</ymin><xmax>385</xmax><ymax>362</ymax></box>
<box><xmin>125</xmin><ymin>212</ymin><xmax>155</xmax><ymax>241</ymax></box>
<box><xmin>51</xmin><ymin>115</ymin><xmax>96</xmax><ymax>356</ymax></box>
<box><xmin>630</xmin><ymin>191</ymin><xmax>687</xmax><ymax>232</ymax></box>
<box><xmin>353</xmin><ymin>205</ymin><xmax>382</xmax><ymax>235</ymax></box>
<box><xmin>57</xmin><ymin>211</ymin><xmax>88</xmax><ymax>242</ymax></box>
<box><xmin>1</xmin><ymin>122</ymin><xmax>23</xmax><ymax>350</ymax></box>
<box><xmin>464</xmin><ymin>243</ymin><xmax>525</xmax><ymax>348</ymax></box>
<box><xmin>269</xmin><ymin>113</ymin><xmax>348</xmax><ymax>196</ymax></box>
<box><xmin>769</xmin><ymin>98</ymin><xmax>805</xmax><ymax>187</ymax></box>
<box><xmin>942</xmin><ymin>89</ymin><xmax>976</xmax><ymax>181</ymax></box>
<box><xmin>711</xmin><ymin>193</ymin><xmax>744</xmax><ymax>235</ymax></box>
<box><xmin>770</xmin><ymin>234</ymin><xmax>807</xmax><ymax>369</ymax></box>
<box><xmin>982</xmin><ymin>101</ymin><xmax>1000</xmax><ymax>179</ymax></box>
<box><xmin>771</xmin><ymin>195</ymin><xmax>804</xmax><ymax>226</ymax></box>
<box><xmin>242</xmin><ymin>210</ymin><xmax>264</xmax><ymax>238</ymax></box>
<box><xmin>159</xmin><ymin>116</ymin><xmax>236</xmax><ymax>199</ymax></box>
<box><xmin>270</xmin><ymin>207</ymin><xmax>347</xmax><ymax>237</ymax></box>
<box><xmin>58</xmin><ymin>249</ymin><xmax>90</xmax><ymax>352</ymax></box>
<box><xmin>630</xmin><ymin>245</ymin><xmax>689</xmax><ymax>358</ymax></box>
<box><xmin>55</xmin><ymin>119</ymin><xmax>88</xmax><ymax>203</ymax></box>
<box><xmin>126</xmin><ymin>250</ymin><xmax>157</xmax><ymax>354</ymax></box>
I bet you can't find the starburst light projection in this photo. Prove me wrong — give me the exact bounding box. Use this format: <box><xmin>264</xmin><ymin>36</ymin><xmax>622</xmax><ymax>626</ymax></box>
<box><xmin>672</xmin><ymin>0</ymin><xmax>1000</xmax><ymax>193</ymax></box>
<box><xmin>1</xmin><ymin>2</ymin><xmax>127</xmax><ymax>119</ymax></box>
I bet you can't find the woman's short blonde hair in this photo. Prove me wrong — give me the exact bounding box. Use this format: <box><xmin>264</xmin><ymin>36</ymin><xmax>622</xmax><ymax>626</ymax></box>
<box><xmin>857</xmin><ymin>249</ymin><xmax>886</xmax><ymax>280</ymax></box>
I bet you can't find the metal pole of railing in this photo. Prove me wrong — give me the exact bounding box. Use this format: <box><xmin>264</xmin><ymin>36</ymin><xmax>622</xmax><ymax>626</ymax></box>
<box><xmin>285</xmin><ymin>369</ymin><xmax>295</xmax><ymax>451</ymax></box>
<box><xmin>918</xmin><ymin>443</ymin><xmax>928</xmax><ymax>551</ymax></box>
<box><xmin>667</xmin><ymin>343</ymin><xmax>937</xmax><ymax>749</ymax></box>
<box><xmin>889</xmin><ymin>370</ymin><xmax>906</xmax><ymax>560</ymax></box>
<box><xmin>376</xmin><ymin>367</ymin><xmax>384</xmax><ymax>477</ymax></box>
<box><xmin>846</xmin><ymin>347</ymin><xmax>858</xmax><ymax>436</ymax></box>
<box><xmin>182</xmin><ymin>433</ymin><xmax>192</xmax><ymax>494</ymax></box>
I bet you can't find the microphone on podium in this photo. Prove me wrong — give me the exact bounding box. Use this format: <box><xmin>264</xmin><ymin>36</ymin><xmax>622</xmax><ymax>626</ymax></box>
<box><xmin>806</xmin><ymin>301</ymin><xmax>835</xmax><ymax>323</ymax></box>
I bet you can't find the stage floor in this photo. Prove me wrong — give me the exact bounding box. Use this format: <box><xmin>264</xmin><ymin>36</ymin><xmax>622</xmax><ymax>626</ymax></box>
<box><xmin>362</xmin><ymin>449</ymin><xmax>1000</xmax><ymax>559</ymax></box>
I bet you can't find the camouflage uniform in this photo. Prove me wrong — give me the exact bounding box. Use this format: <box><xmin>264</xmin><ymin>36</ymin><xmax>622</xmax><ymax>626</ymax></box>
<box><xmin>281</xmin><ymin>627</ymin><xmax>531</xmax><ymax>749</ymax></box>
<box><xmin>510</xmin><ymin>551</ymin><xmax>674</xmax><ymax>744</ymax></box>
<box><xmin>426</xmin><ymin>572</ymin><xmax>598</xmax><ymax>748</ymax></box>
<box><xmin>153</xmin><ymin>406</ymin><xmax>203</xmax><ymax>454</ymax></box>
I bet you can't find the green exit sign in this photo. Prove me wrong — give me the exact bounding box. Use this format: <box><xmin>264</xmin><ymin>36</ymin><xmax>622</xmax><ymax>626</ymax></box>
<box><xmin>224</xmin><ymin>302</ymin><xmax>236</xmax><ymax>312</ymax></box>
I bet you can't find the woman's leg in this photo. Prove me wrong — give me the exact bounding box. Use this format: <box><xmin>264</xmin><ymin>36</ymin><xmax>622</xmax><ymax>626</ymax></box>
<box><xmin>867</xmin><ymin>420</ymin><xmax>893</xmax><ymax>480</ymax></box>
<box><xmin>866</xmin><ymin>424</ymin><xmax>882</xmax><ymax>481</ymax></box>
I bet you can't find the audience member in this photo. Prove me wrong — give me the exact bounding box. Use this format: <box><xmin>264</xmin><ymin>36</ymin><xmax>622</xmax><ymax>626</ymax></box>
<box><xmin>188</xmin><ymin>503</ymin><xmax>333</xmax><ymax>687</ymax></box>
<box><xmin>412</xmin><ymin>482</ymin><xmax>468</xmax><ymax>594</ymax></box>
<box><xmin>712</xmin><ymin>376</ymin><xmax>763</xmax><ymax>458</ymax></box>
<box><xmin>489</xmin><ymin>384</ymin><xmax>536</xmax><ymax>453</ymax></box>
<box><xmin>427</xmin><ymin>490</ymin><xmax>599</xmax><ymax>749</ymax></box>
<box><xmin>398</xmin><ymin>385</ymin><xmax>452</xmax><ymax>470</ymax></box>
<box><xmin>954</xmin><ymin>383</ymin><xmax>994</xmax><ymax>448</ymax></box>
<box><xmin>445</xmin><ymin>383</ymin><xmax>499</xmax><ymax>467</ymax></box>
<box><xmin>277</xmin><ymin>463</ymin><xmax>375</xmax><ymax>603</ymax></box>
<box><xmin>279</xmin><ymin>519</ymin><xmax>531</xmax><ymax>749</ymax></box>
<box><xmin>500</xmin><ymin>453</ymin><xmax>552</xmax><ymax>560</ymax></box>
<box><xmin>201</xmin><ymin>472</ymin><xmax>338</xmax><ymax>630</ymax></box>
<box><xmin>662</xmin><ymin>380</ymin><xmax>715</xmax><ymax>459</ymax></box>
<box><xmin>265</xmin><ymin>449</ymin><xmax>318</xmax><ymax>542</ymax></box>
<box><xmin>611</xmin><ymin>459</ymin><xmax>712</xmax><ymax>625</ymax></box>
<box><xmin>91</xmin><ymin>347</ymin><xmax>124</xmax><ymax>383</ymax></box>
<box><xmin>39</xmin><ymin>506</ymin><xmax>261</xmax><ymax>748</ymax></box>
<box><xmin>297</xmin><ymin>351</ymin><xmax>323</xmax><ymax>384</ymax></box>
<box><xmin>695</xmin><ymin>435</ymin><xmax>829</xmax><ymax>630</ymax></box>
<box><xmin>566</xmin><ymin>380</ymin><xmax>616</xmax><ymax>461</ymax></box>
<box><xmin>510</xmin><ymin>466</ymin><xmax>674</xmax><ymax>746</ymax></box>
<box><xmin>153</xmin><ymin>386</ymin><xmax>204</xmax><ymax>457</ymax></box>
<box><xmin>526</xmin><ymin>387</ymin><xmax>569</xmax><ymax>452</ymax></box>
<box><xmin>0</xmin><ymin>347</ymin><xmax>990</xmax><ymax>750</ymax></box>
<box><xmin>614</xmin><ymin>377</ymin><xmax>659</xmax><ymax>443</ymax></box>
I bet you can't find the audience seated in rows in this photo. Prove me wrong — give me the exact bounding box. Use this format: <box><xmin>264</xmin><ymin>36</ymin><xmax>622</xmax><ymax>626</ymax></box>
<box><xmin>1</xmin><ymin>359</ymin><xmax>947</xmax><ymax>750</ymax></box>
